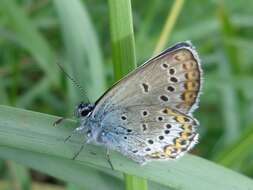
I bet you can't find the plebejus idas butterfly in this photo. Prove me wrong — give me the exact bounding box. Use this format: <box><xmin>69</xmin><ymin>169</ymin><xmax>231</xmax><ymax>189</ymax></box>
<box><xmin>65</xmin><ymin>41</ymin><xmax>202</xmax><ymax>165</ymax></box>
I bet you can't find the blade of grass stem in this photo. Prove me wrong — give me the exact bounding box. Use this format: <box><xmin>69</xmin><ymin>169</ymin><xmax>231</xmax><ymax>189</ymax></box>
<box><xmin>0</xmin><ymin>147</ymin><xmax>123</xmax><ymax>190</ymax></box>
<box><xmin>6</xmin><ymin>161</ymin><xmax>31</xmax><ymax>190</ymax></box>
<box><xmin>108</xmin><ymin>0</ymin><xmax>147</xmax><ymax>189</ymax></box>
<box><xmin>0</xmin><ymin>0</ymin><xmax>59</xmax><ymax>84</ymax></box>
<box><xmin>108</xmin><ymin>0</ymin><xmax>136</xmax><ymax>79</ymax></box>
<box><xmin>0</xmin><ymin>106</ymin><xmax>253</xmax><ymax>190</ymax></box>
<box><xmin>213</xmin><ymin>124</ymin><xmax>253</xmax><ymax>167</ymax></box>
<box><xmin>153</xmin><ymin>0</ymin><xmax>185</xmax><ymax>54</ymax></box>
<box><xmin>54</xmin><ymin>0</ymin><xmax>106</xmax><ymax>108</ymax></box>
<box><xmin>216</xmin><ymin>3</ymin><xmax>240</xmax><ymax>144</ymax></box>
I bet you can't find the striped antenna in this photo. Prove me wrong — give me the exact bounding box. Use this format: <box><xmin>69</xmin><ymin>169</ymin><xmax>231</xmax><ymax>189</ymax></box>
<box><xmin>56</xmin><ymin>61</ymin><xmax>90</xmax><ymax>103</ymax></box>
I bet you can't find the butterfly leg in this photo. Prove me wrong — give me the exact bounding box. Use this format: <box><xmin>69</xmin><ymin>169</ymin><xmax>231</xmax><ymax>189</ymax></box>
<box><xmin>64</xmin><ymin>126</ymin><xmax>85</xmax><ymax>143</ymax></box>
<box><xmin>53</xmin><ymin>117</ymin><xmax>65</xmax><ymax>126</ymax></box>
<box><xmin>72</xmin><ymin>138</ymin><xmax>88</xmax><ymax>160</ymax></box>
<box><xmin>106</xmin><ymin>149</ymin><xmax>114</xmax><ymax>170</ymax></box>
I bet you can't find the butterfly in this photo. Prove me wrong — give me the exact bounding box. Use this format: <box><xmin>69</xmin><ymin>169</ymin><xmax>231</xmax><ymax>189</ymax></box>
<box><xmin>67</xmin><ymin>41</ymin><xmax>202</xmax><ymax>165</ymax></box>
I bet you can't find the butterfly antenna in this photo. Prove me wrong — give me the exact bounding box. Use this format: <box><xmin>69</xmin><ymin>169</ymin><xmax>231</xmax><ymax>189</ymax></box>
<box><xmin>56</xmin><ymin>61</ymin><xmax>90</xmax><ymax>103</ymax></box>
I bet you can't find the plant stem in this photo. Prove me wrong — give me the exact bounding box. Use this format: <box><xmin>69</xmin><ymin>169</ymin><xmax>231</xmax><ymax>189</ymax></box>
<box><xmin>108</xmin><ymin>0</ymin><xmax>148</xmax><ymax>190</ymax></box>
<box><xmin>153</xmin><ymin>0</ymin><xmax>185</xmax><ymax>54</ymax></box>
<box><xmin>108</xmin><ymin>0</ymin><xmax>136</xmax><ymax>79</ymax></box>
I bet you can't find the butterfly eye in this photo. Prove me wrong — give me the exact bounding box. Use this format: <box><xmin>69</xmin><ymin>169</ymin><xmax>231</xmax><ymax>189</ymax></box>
<box><xmin>81</xmin><ymin>109</ymin><xmax>90</xmax><ymax>116</ymax></box>
<box><xmin>76</xmin><ymin>103</ymin><xmax>94</xmax><ymax>117</ymax></box>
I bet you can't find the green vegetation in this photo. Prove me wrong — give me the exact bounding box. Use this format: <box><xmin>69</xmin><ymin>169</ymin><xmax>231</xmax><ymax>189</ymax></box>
<box><xmin>0</xmin><ymin>0</ymin><xmax>253</xmax><ymax>190</ymax></box>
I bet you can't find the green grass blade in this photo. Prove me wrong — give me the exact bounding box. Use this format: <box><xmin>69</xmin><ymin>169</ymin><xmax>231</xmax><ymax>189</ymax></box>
<box><xmin>0</xmin><ymin>145</ymin><xmax>169</xmax><ymax>190</ymax></box>
<box><xmin>108</xmin><ymin>0</ymin><xmax>147</xmax><ymax>189</ymax></box>
<box><xmin>136</xmin><ymin>1</ymin><xmax>163</xmax><ymax>60</ymax></box>
<box><xmin>66</xmin><ymin>183</ymin><xmax>81</xmax><ymax>190</ymax></box>
<box><xmin>0</xmin><ymin>106</ymin><xmax>253</xmax><ymax>189</ymax></box>
<box><xmin>108</xmin><ymin>0</ymin><xmax>136</xmax><ymax>80</ymax></box>
<box><xmin>0</xmin><ymin>147</ymin><xmax>123</xmax><ymax>190</ymax></box>
<box><xmin>153</xmin><ymin>0</ymin><xmax>185</xmax><ymax>54</ymax></box>
<box><xmin>54</xmin><ymin>0</ymin><xmax>106</xmax><ymax>106</ymax></box>
<box><xmin>216</xmin><ymin>54</ymin><xmax>239</xmax><ymax>145</ymax></box>
<box><xmin>0</xmin><ymin>106</ymin><xmax>253</xmax><ymax>190</ymax></box>
<box><xmin>214</xmin><ymin>124</ymin><xmax>253</xmax><ymax>167</ymax></box>
<box><xmin>16</xmin><ymin>78</ymin><xmax>50</xmax><ymax>108</ymax></box>
<box><xmin>0</xmin><ymin>81</ymin><xmax>8</xmax><ymax>105</ymax></box>
<box><xmin>217</xmin><ymin>2</ymin><xmax>240</xmax><ymax>74</ymax></box>
<box><xmin>6</xmin><ymin>161</ymin><xmax>31</xmax><ymax>190</ymax></box>
<box><xmin>124</xmin><ymin>174</ymin><xmax>148</xmax><ymax>190</ymax></box>
<box><xmin>216</xmin><ymin>3</ymin><xmax>240</xmax><ymax>145</ymax></box>
<box><xmin>0</xmin><ymin>0</ymin><xmax>58</xmax><ymax>84</ymax></box>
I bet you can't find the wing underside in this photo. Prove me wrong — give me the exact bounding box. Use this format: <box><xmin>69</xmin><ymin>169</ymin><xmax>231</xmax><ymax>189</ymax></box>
<box><xmin>91</xmin><ymin>42</ymin><xmax>202</xmax><ymax>163</ymax></box>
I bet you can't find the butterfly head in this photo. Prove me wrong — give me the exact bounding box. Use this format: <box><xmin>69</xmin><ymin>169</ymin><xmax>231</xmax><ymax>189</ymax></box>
<box><xmin>75</xmin><ymin>102</ymin><xmax>105</xmax><ymax>144</ymax></box>
<box><xmin>75</xmin><ymin>102</ymin><xmax>95</xmax><ymax>118</ymax></box>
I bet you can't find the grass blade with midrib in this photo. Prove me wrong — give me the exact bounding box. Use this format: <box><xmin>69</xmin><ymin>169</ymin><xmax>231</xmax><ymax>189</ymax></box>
<box><xmin>0</xmin><ymin>106</ymin><xmax>253</xmax><ymax>189</ymax></box>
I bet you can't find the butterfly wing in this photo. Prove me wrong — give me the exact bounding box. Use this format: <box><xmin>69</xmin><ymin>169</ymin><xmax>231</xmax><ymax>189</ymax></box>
<box><xmin>93</xmin><ymin>41</ymin><xmax>202</xmax><ymax>118</ymax></box>
<box><xmin>99</xmin><ymin>104</ymin><xmax>199</xmax><ymax>163</ymax></box>
<box><xmin>90</xmin><ymin>42</ymin><xmax>202</xmax><ymax>163</ymax></box>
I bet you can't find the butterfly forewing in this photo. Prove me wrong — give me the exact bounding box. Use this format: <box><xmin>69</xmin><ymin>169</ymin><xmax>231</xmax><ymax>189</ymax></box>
<box><xmin>93</xmin><ymin>42</ymin><xmax>201</xmax><ymax>117</ymax></box>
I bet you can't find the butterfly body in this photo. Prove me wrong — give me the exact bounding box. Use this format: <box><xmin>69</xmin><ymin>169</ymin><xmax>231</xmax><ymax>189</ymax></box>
<box><xmin>73</xmin><ymin>41</ymin><xmax>202</xmax><ymax>164</ymax></box>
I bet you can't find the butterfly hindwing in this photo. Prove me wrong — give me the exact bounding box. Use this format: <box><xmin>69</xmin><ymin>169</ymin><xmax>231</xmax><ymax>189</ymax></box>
<box><xmin>99</xmin><ymin>104</ymin><xmax>198</xmax><ymax>163</ymax></box>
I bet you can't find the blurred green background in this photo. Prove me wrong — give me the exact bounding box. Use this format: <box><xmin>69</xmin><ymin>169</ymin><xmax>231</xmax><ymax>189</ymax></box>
<box><xmin>0</xmin><ymin>0</ymin><xmax>253</xmax><ymax>189</ymax></box>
